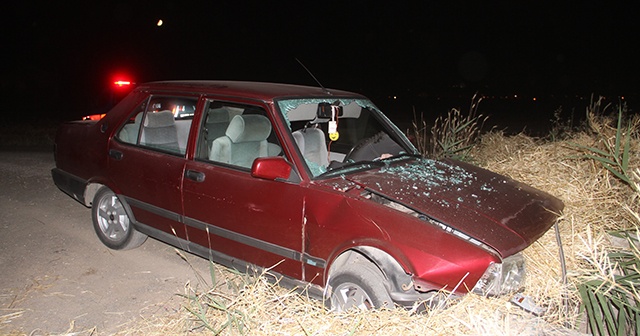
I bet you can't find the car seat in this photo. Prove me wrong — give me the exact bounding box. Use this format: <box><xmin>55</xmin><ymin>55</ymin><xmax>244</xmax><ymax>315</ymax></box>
<box><xmin>292</xmin><ymin>127</ymin><xmax>329</xmax><ymax>168</ymax></box>
<box><xmin>198</xmin><ymin>107</ymin><xmax>231</xmax><ymax>158</ymax></box>
<box><xmin>140</xmin><ymin>110</ymin><xmax>180</xmax><ymax>152</ymax></box>
<box><xmin>209</xmin><ymin>114</ymin><xmax>272</xmax><ymax>168</ymax></box>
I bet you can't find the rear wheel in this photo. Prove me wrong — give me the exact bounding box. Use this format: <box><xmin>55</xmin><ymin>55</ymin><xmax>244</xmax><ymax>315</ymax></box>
<box><xmin>329</xmin><ymin>259</ymin><xmax>394</xmax><ymax>312</ymax></box>
<box><xmin>91</xmin><ymin>187</ymin><xmax>147</xmax><ymax>250</ymax></box>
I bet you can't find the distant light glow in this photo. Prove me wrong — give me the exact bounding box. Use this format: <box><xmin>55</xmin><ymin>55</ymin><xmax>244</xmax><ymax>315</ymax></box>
<box><xmin>157</xmin><ymin>19</ymin><xmax>163</xmax><ymax>26</ymax></box>
<box><xmin>114</xmin><ymin>80</ymin><xmax>131</xmax><ymax>87</ymax></box>
<box><xmin>83</xmin><ymin>114</ymin><xmax>106</xmax><ymax>121</ymax></box>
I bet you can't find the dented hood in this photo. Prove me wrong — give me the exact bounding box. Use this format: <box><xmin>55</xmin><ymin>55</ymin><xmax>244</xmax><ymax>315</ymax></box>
<box><xmin>337</xmin><ymin>157</ymin><xmax>564</xmax><ymax>256</ymax></box>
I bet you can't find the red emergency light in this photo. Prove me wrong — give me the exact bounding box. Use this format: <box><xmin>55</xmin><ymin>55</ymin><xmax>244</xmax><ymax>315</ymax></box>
<box><xmin>114</xmin><ymin>80</ymin><xmax>132</xmax><ymax>87</ymax></box>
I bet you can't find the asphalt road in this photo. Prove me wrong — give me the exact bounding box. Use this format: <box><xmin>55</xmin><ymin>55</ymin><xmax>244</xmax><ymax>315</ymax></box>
<box><xmin>0</xmin><ymin>151</ymin><xmax>211</xmax><ymax>334</ymax></box>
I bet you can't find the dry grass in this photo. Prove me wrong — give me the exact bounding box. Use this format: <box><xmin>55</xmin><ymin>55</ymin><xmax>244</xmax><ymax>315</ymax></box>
<box><xmin>411</xmin><ymin>93</ymin><xmax>488</xmax><ymax>161</ymax></box>
<box><xmin>116</xmin><ymin>268</ymin><xmax>577</xmax><ymax>335</ymax></box>
<box><xmin>474</xmin><ymin>128</ymin><xmax>640</xmax><ymax>333</ymax></box>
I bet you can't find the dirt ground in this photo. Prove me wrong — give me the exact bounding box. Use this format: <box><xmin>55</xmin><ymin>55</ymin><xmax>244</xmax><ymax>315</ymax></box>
<box><xmin>0</xmin><ymin>152</ymin><xmax>212</xmax><ymax>335</ymax></box>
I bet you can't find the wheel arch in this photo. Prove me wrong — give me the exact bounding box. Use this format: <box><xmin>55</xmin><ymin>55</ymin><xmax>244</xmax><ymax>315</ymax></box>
<box><xmin>327</xmin><ymin>246</ymin><xmax>414</xmax><ymax>296</ymax></box>
<box><xmin>84</xmin><ymin>182</ymin><xmax>138</xmax><ymax>225</ymax></box>
<box><xmin>84</xmin><ymin>182</ymin><xmax>104</xmax><ymax>207</ymax></box>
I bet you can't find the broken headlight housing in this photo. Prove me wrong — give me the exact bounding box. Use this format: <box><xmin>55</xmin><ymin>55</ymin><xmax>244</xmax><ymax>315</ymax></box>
<box><xmin>471</xmin><ymin>253</ymin><xmax>525</xmax><ymax>296</ymax></box>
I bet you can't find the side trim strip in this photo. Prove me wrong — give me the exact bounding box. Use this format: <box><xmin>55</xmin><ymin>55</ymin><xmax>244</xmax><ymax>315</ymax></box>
<box><xmin>124</xmin><ymin>196</ymin><xmax>326</xmax><ymax>269</ymax></box>
<box><xmin>125</xmin><ymin>196</ymin><xmax>182</xmax><ymax>222</ymax></box>
<box><xmin>183</xmin><ymin>217</ymin><xmax>301</xmax><ymax>261</ymax></box>
<box><xmin>134</xmin><ymin>222</ymin><xmax>326</xmax><ymax>299</ymax></box>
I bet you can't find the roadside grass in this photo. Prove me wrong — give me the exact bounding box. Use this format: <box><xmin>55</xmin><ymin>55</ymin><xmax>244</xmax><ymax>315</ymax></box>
<box><xmin>474</xmin><ymin>98</ymin><xmax>640</xmax><ymax>335</ymax></box>
<box><xmin>412</xmin><ymin>93</ymin><xmax>488</xmax><ymax>161</ymax></box>
<box><xmin>568</xmin><ymin>96</ymin><xmax>640</xmax><ymax>192</ymax></box>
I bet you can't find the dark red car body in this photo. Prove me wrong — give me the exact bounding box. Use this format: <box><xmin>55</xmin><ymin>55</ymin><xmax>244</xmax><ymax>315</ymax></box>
<box><xmin>52</xmin><ymin>81</ymin><xmax>563</xmax><ymax>309</ymax></box>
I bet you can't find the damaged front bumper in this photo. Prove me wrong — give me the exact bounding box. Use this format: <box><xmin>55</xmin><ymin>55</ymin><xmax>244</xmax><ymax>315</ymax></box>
<box><xmin>471</xmin><ymin>253</ymin><xmax>526</xmax><ymax>296</ymax></box>
<box><xmin>389</xmin><ymin>253</ymin><xmax>526</xmax><ymax>311</ymax></box>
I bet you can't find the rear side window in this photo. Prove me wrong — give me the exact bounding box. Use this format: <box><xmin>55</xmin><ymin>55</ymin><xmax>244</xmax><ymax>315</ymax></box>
<box><xmin>116</xmin><ymin>95</ymin><xmax>198</xmax><ymax>156</ymax></box>
<box><xmin>195</xmin><ymin>100</ymin><xmax>282</xmax><ymax>169</ymax></box>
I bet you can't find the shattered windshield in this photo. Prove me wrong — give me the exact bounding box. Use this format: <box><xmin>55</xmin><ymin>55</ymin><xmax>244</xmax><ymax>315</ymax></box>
<box><xmin>277</xmin><ymin>98</ymin><xmax>418</xmax><ymax>178</ymax></box>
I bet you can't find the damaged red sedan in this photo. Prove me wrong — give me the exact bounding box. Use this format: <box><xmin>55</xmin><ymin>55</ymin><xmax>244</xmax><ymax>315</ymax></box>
<box><xmin>51</xmin><ymin>81</ymin><xmax>563</xmax><ymax>311</ymax></box>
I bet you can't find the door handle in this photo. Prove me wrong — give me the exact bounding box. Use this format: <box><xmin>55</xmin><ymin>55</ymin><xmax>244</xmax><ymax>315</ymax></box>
<box><xmin>185</xmin><ymin>169</ymin><xmax>205</xmax><ymax>182</ymax></box>
<box><xmin>109</xmin><ymin>149</ymin><xmax>123</xmax><ymax>160</ymax></box>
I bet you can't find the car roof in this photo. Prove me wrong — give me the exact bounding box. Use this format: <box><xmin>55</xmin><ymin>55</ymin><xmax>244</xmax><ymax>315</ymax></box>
<box><xmin>137</xmin><ymin>81</ymin><xmax>366</xmax><ymax>102</ymax></box>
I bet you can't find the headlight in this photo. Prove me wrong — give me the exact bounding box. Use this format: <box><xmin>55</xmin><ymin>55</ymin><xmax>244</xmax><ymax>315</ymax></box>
<box><xmin>472</xmin><ymin>253</ymin><xmax>525</xmax><ymax>296</ymax></box>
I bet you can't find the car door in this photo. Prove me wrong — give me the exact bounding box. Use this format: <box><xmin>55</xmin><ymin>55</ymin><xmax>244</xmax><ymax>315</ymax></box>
<box><xmin>108</xmin><ymin>94</ymin><xmax>199</xmax><ymax>240</ymax></box>
<box><xmin>181</xmin><ymin>99</ymin><xmax>307</xmax><ymax>280</ymax></box>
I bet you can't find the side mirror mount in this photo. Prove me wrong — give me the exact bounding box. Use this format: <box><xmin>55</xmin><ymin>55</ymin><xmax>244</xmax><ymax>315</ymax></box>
<box><xmin>251</xmin><ymin>157</ymin><xmax>292</xmax><ymax>181</ymax></box>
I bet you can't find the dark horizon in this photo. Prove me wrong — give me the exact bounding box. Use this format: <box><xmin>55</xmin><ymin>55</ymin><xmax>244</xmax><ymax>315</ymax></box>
<box><xmin>3</xmin><ymin>1</ymin><xmax>639</xmax><ymax>128</ymax></box>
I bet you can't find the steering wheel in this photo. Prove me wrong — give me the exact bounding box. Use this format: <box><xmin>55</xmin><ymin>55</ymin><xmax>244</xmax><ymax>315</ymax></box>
<box><xmin>343</xmin><ymin>138</ymin><xmax>369</xmax><ymax>163</ymax></box>
<box><xmin>344</xmin><ymin>132</ymin><xmax>386</xmax><ymax>163</ymax></box>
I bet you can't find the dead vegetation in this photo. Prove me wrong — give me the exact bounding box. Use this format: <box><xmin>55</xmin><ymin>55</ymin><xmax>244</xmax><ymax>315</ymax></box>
<box><xmin>412</xmin><ymin>93</ymin><xmax>488</xmax><ymax>161</ymax></box>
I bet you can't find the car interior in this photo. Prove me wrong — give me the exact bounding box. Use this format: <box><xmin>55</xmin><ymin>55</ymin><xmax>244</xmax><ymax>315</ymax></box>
<box><xmin>282</xmin><ymin>100</ymin><xmax>407</xmax><ymax>176</ymax></box>
<box><xmin>197</xmin><ymin>102</ymin><xmax>282</xmax><ymax>169</ymax></box>
<box><xmin>117</xmin><ymin>96</ymin><xmax>196</xmax><ymax>155</ymax></box>
<box><xmin>209</xmin><ymin>114</ymin><xmax>277</xmax><ymax>167</ymax></box>
<box><xmin>116</xmin><ymin>96</ymin><xmax>407</xmax><ymax>176</ymax></box>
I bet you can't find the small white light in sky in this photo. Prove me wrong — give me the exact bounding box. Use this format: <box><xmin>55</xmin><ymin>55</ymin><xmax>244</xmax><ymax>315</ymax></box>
<box><xmin>157</xmin><ymin>19</ymin><xmax>163</xmax><ymax>27</ymax></box>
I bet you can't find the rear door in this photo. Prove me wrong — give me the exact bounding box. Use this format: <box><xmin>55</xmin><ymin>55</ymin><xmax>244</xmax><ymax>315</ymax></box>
<box><xmin>108</xmin><ymin>94</ymin><xmax>199</xmax><ymax>240</ymax></box>
<box><xmin>181</xmin><ymin>99</ymin><xmax>307</xmax><ymax>279</ymax></box>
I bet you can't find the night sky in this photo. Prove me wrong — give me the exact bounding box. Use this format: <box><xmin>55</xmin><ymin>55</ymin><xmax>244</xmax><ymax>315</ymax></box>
<box><xmin>3</xmin><ymin>1</ymin><xmax>639</xmax><ymax>126</ymax></box>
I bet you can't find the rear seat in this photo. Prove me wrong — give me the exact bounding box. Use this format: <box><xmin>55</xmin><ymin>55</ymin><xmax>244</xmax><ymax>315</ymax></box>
<box><xmin>140</xmin><ymin>110</ymin><xmax>180</xmax><ymax>152</ymax></box>
<box><xmin>119</xmin><ymin>111</ymin><xmax>192</xmax><ymax>155</ymax></box>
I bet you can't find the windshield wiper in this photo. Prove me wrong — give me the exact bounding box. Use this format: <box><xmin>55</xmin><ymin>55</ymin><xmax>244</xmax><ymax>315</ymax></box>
<box><xmin>381</xmin><ymin>153</ymin><xmax>422</xmax><ymax>162</ymax></box>
<box><xmin>319</xmin><ymin>160</ymin><xmax>386</xmax><ymax>178</ymax></box>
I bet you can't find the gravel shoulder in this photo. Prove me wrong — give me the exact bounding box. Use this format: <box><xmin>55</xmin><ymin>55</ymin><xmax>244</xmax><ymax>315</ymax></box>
<box><xmin>0</xmin><ymin>151</ymin><xmax>211</xmax><ymax>334</ymax></box>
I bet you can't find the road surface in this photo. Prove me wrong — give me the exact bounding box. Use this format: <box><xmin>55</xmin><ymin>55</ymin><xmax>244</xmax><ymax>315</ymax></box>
<box><xmin>0</xmin><ymin>151</ymin><xmax>212</xmax><ymax>334</ymax></box>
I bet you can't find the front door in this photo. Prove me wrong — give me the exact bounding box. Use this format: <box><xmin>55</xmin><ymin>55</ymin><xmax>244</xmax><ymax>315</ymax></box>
<box><xmin>181</xmin><ymin>100</ymin><xmax>305</xmax><ymax>279</ymax></box>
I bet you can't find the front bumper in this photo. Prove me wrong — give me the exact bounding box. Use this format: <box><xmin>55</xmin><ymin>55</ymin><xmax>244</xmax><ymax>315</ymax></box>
<box><xmin>51</xmin><ymin>168</ymin><xmax>88</xmax><ymax>205</ymax></box>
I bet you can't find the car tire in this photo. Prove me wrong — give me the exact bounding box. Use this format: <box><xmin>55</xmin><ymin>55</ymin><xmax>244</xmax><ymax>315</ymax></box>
<box><xmin>329</xmin><ymin>259</ymin><xmax>394</xmax><ymax>312</ymax></box>
<box><xmin>91</xmin><ymin>187</ymin><xmax>147</xmax><ymax>250</ymax></box>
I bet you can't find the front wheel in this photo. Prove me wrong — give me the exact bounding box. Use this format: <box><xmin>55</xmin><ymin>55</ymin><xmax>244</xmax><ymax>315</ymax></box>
<box><xmin>91</xmin><ymin>187</ymin><xmax>147</xmax><ymax>250</ymax></box>
<box><xmin>329</xmin><ymin>260</ymin><xmax>394</xmax><ymax>312</ymax></box>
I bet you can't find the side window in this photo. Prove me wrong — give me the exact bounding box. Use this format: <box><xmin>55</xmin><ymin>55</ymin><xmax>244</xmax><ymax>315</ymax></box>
<box><xmin>116</xmin><ymin>95</ymin><xmax>197</xmax><ymax>156</ymax></box>
<box><xmin>117</xmin><ymin>99</ymin><xmax>147</xmax><ymax>145</ymax></box>
<box><xmin>195</xmin><ymin>101</ymin><xmax>282</xmax><ymax>169</ymax></box>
